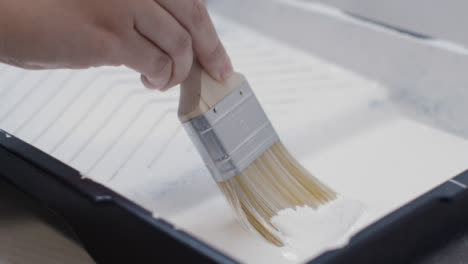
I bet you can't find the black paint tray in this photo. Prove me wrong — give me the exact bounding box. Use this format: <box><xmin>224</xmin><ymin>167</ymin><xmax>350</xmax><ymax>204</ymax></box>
<box><xmin>1</xmin><ymin>129</ymin><xmax>468</xmax><ymax>263</ymax></box>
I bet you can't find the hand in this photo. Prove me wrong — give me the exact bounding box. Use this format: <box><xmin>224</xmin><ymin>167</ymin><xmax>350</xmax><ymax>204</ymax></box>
<box><xmin>0</xmin><ymin>0</ymin><xmax>233</xmax><ymax>91</ymax></box>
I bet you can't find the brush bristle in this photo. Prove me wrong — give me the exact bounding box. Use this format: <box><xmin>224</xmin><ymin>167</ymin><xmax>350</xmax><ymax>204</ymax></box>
<box><xmin>217</xmin><ymin>141</ymin><xmax>337</xmax><ymax>246</ymax></box>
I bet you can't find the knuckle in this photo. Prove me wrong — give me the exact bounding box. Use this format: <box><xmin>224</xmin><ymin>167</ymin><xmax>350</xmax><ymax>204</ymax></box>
<box><xmin>173</xmin><ymin>59</ymin><xmax>193</xmax><ymax>84</ymax></box>
<box><xmin>150</xmin><ymin>54</ymin><xmax>172</xmax><ymax>78</ymax></box>
<box><xmin>192</xmin><ymin>0</ymin><xmax>208</xmax><ymax>28</ymax></box>
<box><xmin>205</xmin><ymin>40</ymin><xmax>224</xmax><ymax>64</ymax></box>
<box><xmin>174</xmin><ymin>31</ymin><xmax>193</xmax><ymax>55</ymax></box>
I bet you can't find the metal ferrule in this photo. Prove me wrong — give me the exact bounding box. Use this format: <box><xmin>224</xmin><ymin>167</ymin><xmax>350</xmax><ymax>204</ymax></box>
<box><xmin>182</xmin><ymin>82</ymin><xmax>279</xmax><ymax>182</ymax></box>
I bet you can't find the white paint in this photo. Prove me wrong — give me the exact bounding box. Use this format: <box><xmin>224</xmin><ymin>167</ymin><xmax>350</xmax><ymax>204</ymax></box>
<box><xmin>271</xmin><ymin>197</ymin><xmax>365</xmax><ymax>261</ymax></box>
<box><xmin>161</xmin><ymin>112</ymin><xmax>468</xmax><ymax>264</ymax></box>
<box><xmin>1</xmin><ymin>12</ymin><xmax>468</xmax><ymax>264</ymax></box>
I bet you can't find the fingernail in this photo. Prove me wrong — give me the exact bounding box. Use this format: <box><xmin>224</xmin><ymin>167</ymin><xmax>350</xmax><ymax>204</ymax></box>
<box><xmin>141</xmin><ymin>75</ymin><xmax>165</xmax><ymax>90</ymax></box>
<box><xmin>159</xmin><ymin>83</ymin><xmax>173</xmax><ymax>92</ymax></box>
<box><xmin>141</xmin><ymin>75</ymin><xmax>154</xmax><ymax>89</ymax></box>
<box><xmin>220</xmin><ymin>57</ymin><xmax>233</xmax><ymax>80</ymax></box>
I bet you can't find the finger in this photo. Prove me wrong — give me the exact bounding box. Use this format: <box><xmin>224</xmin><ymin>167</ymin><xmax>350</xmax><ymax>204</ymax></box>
<box><xmin>123</xmin><ymin>30</ymin><xmax>173</xmax><ymax>90</ymax></box>
<box><xmin>156</xmin><ymin>0</ymin><xmax>233</xmax><ymax>81</ymax></box>
<box><xmin>134</xmin><ymin>2</ymin><xmax>193</xmax><ymax>89</ymax></box>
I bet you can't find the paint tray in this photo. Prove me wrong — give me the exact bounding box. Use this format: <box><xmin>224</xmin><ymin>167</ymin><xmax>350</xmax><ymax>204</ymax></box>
<box><xmin>1</xmin><ymin>1</ymin><xmax>468</xmax><ymax>263</ymax></box>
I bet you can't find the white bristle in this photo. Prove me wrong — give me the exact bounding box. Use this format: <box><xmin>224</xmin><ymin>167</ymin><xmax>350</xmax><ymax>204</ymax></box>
<box><xmin>218</xmin><ymin>141</ymin><xmax>337</xmax><ymax>246</ymax></box>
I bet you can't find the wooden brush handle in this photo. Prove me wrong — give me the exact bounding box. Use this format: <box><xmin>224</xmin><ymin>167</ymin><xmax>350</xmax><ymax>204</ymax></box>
<box><xmin>178</xmin><ymin>60</ymin><xmax>246</xmax><ymax>123</ymax></box>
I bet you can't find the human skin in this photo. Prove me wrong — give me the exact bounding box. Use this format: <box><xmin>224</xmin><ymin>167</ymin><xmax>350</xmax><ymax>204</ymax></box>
<box><xmin>0</xmin><ymin>0</ymin><xmax>233</xmax><ymax>91</ymax></box>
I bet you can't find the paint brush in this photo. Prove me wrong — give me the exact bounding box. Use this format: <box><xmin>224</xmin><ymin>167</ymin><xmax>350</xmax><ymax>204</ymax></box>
<box><xmin>179</xmin><ymin>61</ymin><xmax>337</xmax><ymax>246</ymax></box>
